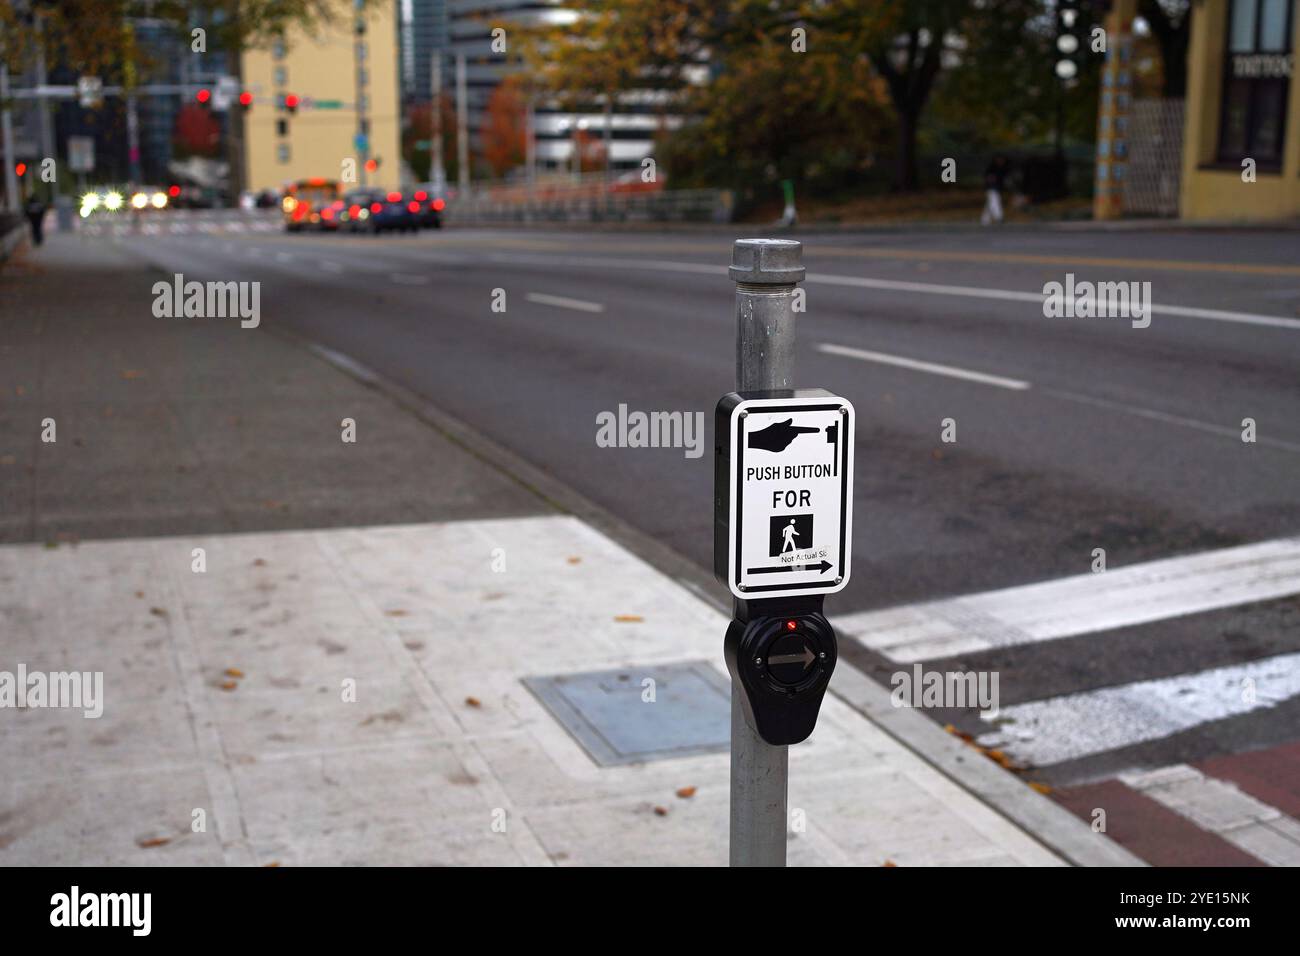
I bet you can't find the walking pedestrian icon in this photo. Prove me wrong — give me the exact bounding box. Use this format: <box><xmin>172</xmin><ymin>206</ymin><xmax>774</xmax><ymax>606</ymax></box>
<box><xmin>769</xmin><ymin>514</ymin><xmax>813</xmax><ymax>557</ymax></box>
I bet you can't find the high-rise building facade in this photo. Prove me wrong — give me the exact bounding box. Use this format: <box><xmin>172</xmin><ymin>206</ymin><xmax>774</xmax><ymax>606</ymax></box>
<box><xmin>447</xmin><ymin>0</ymin><xmax>673</xmax><ymax>177</ymax></box>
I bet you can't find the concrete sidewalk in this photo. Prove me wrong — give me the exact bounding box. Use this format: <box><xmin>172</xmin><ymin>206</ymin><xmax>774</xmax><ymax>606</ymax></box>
<box><xmin>0</xmin><ymin>236</ymin><xmax>1133</xmax><ymax>865</ymax></box>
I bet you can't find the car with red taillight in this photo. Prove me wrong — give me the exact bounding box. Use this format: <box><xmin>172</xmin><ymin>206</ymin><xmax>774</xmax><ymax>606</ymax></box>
<box><xmin>411</xmin><ymin>183</ymin><xmax>446</xmax><ymax>229</ymax></box>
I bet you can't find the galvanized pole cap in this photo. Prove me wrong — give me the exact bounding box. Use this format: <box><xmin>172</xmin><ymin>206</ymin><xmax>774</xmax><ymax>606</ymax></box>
<box><xmin>729</xmin><ymin>238</ymin><xmax>804</xmax><ymax>285</ymax></box>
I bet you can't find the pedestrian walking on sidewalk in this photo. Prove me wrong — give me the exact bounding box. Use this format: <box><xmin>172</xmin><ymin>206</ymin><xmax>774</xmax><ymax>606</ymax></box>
<box><xmin>25</xmin><ymin>194</ymin><xmax>48</xmax><ymax>246</ymax></box>
<box><xmin>981</xmin><ymin>154</ymin><xmax>1011</xmax><ymax>226</ymax></box>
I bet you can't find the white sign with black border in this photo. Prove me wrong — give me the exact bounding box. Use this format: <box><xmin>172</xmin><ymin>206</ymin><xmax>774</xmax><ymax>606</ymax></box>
<box><xmin>717</xmin><ymin>390</ymin><xmax>854</xmax><ymax>600</ymax></box>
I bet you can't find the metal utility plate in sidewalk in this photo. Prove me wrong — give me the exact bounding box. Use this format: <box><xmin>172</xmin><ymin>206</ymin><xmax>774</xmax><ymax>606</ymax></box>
<box><xmin>523</xmin><ymin>662</ymin><xmax>731</xmax><ymax>766</ymax></box>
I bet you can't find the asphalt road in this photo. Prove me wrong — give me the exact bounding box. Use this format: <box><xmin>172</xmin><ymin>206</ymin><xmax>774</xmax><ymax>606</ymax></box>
<box><xmin>81</xmin><ymin>217</ymin><xmax>1300</xmax><ymax>789</ymax></box>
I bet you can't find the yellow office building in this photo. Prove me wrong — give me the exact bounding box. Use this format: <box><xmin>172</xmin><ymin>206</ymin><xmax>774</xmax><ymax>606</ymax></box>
<box><xmin>241</xmin><ymin>1</ymin><xmax>401</xmax><ymax>193</ymax></box>
<box><xmin>1181</xmin><ymin>0</ymin><xmax>1299</xmax><ymax>220</ymax></box>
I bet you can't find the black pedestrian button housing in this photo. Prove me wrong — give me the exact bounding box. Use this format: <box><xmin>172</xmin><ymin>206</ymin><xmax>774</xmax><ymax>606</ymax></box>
<box><xmin>724</xmin><ymin>609</ymin><xmax>837</xmax><ymax>745</ymax></box>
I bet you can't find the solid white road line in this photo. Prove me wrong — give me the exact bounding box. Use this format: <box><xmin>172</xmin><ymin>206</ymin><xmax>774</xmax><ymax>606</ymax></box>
<box><xmin>1046</xmin><ymin>388</ymin><xmax>1300</xmax><ymax>453</ymax></box>
<box><xmin>525</xmin><ymin>291</ymin><xmax>605</xmax><ymax>313</ymax></box>
<box><xmin>275</xmin><ymin>252</ymin><xmax>293</xmax><ymax>263</ymax></box>
<box><xmin>806</xmin><ymin>271</ymin><xmax>1300</xmax><ymax>331</ymax></box>
<box><xmin>974</xmin><ymin>651</ymin><xmax>1300</xmax><ymax>767</ymax></box>
<box><xmin>838</xmin><ymin>536</ymin><xmax>1300</xmax><ymax>663</ymax></box>
<box><xmin>319</xmin><ymin>260</ymin><xmax>344</xmax><ymax>274</ymax></box>
<box><xmin>1120</xmin><ymin>765</ymin><xmax>1300</xmax><ymax>867</ymax></box>
<box><xmin>817</xmin><ymin>342</ymin><xmax>1032</xmax><ymax>391</ymax></box>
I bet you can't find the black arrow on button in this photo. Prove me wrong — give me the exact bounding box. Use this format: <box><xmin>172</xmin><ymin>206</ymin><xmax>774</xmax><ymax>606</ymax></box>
<box><xmin>746</xmin><ymin>560</ymin><xmax>833</xmax><ymax>575</ymax></box>
<box><xmin>768</xmin><ymin>646</ymin><xmax>817</xmax><ymax>670</ymax></box>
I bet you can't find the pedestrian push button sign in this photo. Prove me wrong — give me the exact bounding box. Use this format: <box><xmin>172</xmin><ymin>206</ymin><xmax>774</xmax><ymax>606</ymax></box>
<box><xmin>717</xmin><ymin>391</ymin><xmax>854</xmax><ymax>600</ymax></box>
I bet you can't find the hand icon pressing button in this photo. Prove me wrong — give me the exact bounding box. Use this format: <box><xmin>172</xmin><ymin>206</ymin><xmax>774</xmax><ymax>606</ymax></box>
<box><xmin>747</xmin><ymin>419</ymin><xmax>821</xmax><ymax>452</ymax></box>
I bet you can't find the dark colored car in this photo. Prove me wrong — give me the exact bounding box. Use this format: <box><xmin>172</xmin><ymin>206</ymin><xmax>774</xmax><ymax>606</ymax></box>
<box><xmin>350</xmin><ymin>189</ymin><xmax>421</xmax><ymax>235</ymax></box>
<box><xmin>410</xmin><ymin>184</ymin><xmax>445</xmax><ymax>229</ymax></box>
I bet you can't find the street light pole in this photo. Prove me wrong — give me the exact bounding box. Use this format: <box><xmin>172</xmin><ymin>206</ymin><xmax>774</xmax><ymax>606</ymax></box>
<box><xmin>431</xmin><ymin>50</ymin><xmax>445</xmax><ymax>194</ymax></box>
<box><xmin>1</xmin><ymin>26</ymin><xmax>19</xmax><ymax>211</ymax></box>
<box><xmin>455</xmin><ymin>53</ymin><xmax>469</xmax><ymax>195</ymax></box>
<box><xmin>728</xmin><ymin>238</ymin><xmax>803</xmax><ymax>867</ymax></box>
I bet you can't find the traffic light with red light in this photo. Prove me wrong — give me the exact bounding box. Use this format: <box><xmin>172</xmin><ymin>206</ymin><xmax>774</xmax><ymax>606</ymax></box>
<box><xmin>196</xmin><ymin>88</ymin><xmax>211</xmax><ymax>106</ymax></box>
<box><xmin>283</xmin><ymin>93</ymin><xmax>299</xmax><ymax>114</ymax></box>
<box><xmin>364</xmin><ymin>158</ymin><xmax>379</xmax><ymax>173</ymax></box>
<box><xmin>15</xmin><ymin>163</ymin><xmax>27</xmax><ymax>178</ymax></box>
<box><xmin>238</xmin><ymin>91</ymin><xmax>253</xmax><ymax>109</ymax></box>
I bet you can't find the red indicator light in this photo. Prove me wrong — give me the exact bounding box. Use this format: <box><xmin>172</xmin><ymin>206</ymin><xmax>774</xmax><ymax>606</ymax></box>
<box><xmin>785</xmin><ymin>620</ymin><xmax>798</xmax><ymax>631</ymax></box>
<box><xmin>168</xmin><ymin>185</ymin><xmax>180</xmax><ymax>198</ymax></box>
<box><xmin>432</xmin><ymin>198</ymin><xmax>445</xmax><ymax>211</ymax></box>
<box><xmin>196</xmin><ymin>88</ymin><xmax>211</xmax><ymax>104</ymax></box>
<box><xmin>15</xmin><ymin>163</ymin><xmax>26</xmax><ymax>177</ymax></box>
<box><xmin>239</xmin><ymin>91</ymin><xmax>253</xmax><ymax>107</ymax></box>
<box><xmin>407</xmin><ymin>201</ymin><xmax>419</xmax><ymax>213</ymax></box>
<box><xmin>320</xmin><ymin>207</ymin><xmax>334</xmax><ymax>220</ymax></box>
<box><xmin>370</xmin><ymin>202</ymin><xmax>382</xmax><ymax>214</ymax></box>
<box><xmin>348</xmin><ymin>204</ymin><xmax>360</xmax><ymax>217</ymax></box>
<box><xmin>284</xmin><ymin>94</ymin><xmax>299</xmax><ymax>109</ymax></box>
<box><xmin>414</xmin><ymin>190</ymin><xmax>427</xmax><ymax>201</ymax></box>
<box><xmin>364</xmin><ymin>159</ymin><xmax>378</xmax><ymax>173</ymax></box>
<box><xmin>386</xmin><ymin>191</ymin><xmax>401</xmax><ymax>203</ymax></box>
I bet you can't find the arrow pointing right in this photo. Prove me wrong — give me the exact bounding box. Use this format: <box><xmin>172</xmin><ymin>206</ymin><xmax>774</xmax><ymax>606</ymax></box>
<box><xmin>746</xmin><ymin>560</ymin><xmax>833</xmax><ymax>575</ymax></box>
<box><xmin>768</xmin><ymin>645</ymin><xmax>816</xmax><ymax>670</ymax></box>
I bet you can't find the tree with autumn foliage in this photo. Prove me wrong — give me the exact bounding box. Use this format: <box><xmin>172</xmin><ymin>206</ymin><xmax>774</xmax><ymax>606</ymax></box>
<box><xmin>172</xmin><ymin>104</ymin><xmax>222</xmax><ymax>158</ymax></box>
<box><xmin>523</xmin><ymin>0</ymin><xmax>1098</xmax><ymax>196</ymax></box>
<box><xmin>481</xmin><ymin>79</ymin><xmax>528</xmax><ymax>178</ymax></box>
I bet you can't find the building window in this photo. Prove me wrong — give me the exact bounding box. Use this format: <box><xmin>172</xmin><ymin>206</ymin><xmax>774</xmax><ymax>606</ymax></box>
<box><xmin>1218</xmin><ymin>0</ymin><xmax>1294</xmax><ymax>167</ymax></box>
<box><xmin>277</xmin><ymin>143</ymin><xmax>290</xmax><ymax>164</ymax></box>
<box><xmin>276</xmin><ymin>119</ymin><xmax>288</xmax><ymax>137</ymax></box>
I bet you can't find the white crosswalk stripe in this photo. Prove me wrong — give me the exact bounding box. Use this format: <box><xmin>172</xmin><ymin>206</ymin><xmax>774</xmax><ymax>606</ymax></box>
<box><xmin>1121</xmin><ymin>765</ymin><xmax>1300</xmax><ymax>866</ymax></box>
<box><xmin>974</xmin><ymin>652</ymin><xmax>1300</xmax><ymax>767</ymax></box>
<box><xmin>838</xmin><ymin>536</ymin><xmax>1300</xmax><ymax>663</ymax></box>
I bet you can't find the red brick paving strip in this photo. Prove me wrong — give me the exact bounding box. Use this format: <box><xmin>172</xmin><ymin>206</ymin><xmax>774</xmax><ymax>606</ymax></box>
<box><xmin>1196</xmin><ymin>741</ymin><xmax>1300</xmax><ymax>821</ymax></box>
<box><xmin>1051</xmin><ymin>779</ymin><xmax>1265</xmax><ymax>867</ymax></box>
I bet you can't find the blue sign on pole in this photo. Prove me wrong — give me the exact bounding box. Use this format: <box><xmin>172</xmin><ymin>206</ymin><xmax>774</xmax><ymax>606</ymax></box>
<box><xmin>353</xmin><ymin>133</ymin><xmax>369</xmax><ymax>152</ymax></box>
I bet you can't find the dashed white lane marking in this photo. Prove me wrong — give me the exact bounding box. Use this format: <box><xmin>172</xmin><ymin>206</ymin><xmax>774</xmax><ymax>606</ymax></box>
<box><xmin>974</xmin><ymin>652</ymin><xmax>1300</xmax><ymax>767</ymax></box>
<box><xmin>525</xmin><ymin>291</ymin><xmax>605</xmax><ymax>313</ymax></box>
<box><xmin>481</xmin><ymin>252</ymin><xmax>1300</xmax><ymax>331</ymax></box>
<box><xmin>817</xmin><ymin>342</ymin><xmax>1032</xmax><ymax>391</ymax></box>
<box><xmin>388</xmin><ymin>273</ymin><xmax>429</xmax><ymax>285</ymax></box>
<box><xmin>319</xmin><ymin>260</ymin><xmax>344</xmax><ymax>274</ymax></box>
<box><xmin>838</xmin><ymin>536</ymin><xmax>1300</xmax><ymax>662</ymax></box>
<box><xmin>275</xmin><ymin>252</ymin><xmax>293</xmax><ymax>263</ymax></box>
<box><xmin>1121</xmin><ymin>765</ymin><xmax>1300</xmax><ymax>866</ymax></box>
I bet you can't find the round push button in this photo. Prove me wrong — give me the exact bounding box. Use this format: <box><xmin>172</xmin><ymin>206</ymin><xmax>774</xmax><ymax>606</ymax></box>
<box><xmin>766</xmin><ymin>632</ymin><xmax>818</xmax><ymax>685</ymax></box>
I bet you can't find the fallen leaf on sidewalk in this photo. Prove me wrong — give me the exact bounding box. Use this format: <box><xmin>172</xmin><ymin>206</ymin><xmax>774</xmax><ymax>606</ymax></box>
<box><xmin>464</xmin><ymin>696</ymin><xmax>482</xmax><ymax>708</ymax></box>
<box><xmin>219</xmin><ymin>681</ymin><xmax>238</xmax><ymax>691</ymax></box>
<box><xmin>253</xmin><ymin>558</ymin><xmax>267</xmax><ymax>567</ymax></box>
<box><xmin>224</xmin><ymin>668</ymin><xmax>245</xmax><ymax>678</ymax></box>
<box><xmin>567</xmin><ymin>556</ymin><xmax>582</xmax><ymax>564</ymax></box>
<box><xmin>883</xmin><ymin>859</ymin><xmax>897</xmax><ymax>867</ymax></box>
<box><xmin>137</xmin><ymin>836</ymin><xmax>171</xmax><ymax>848</ymax></box>
<box><xmin>653</xmin><ymin>806</ymin><xmax>669</xmax><ymax>817</ymax></box>
<box><xmin>614</xmin><ymin>614</ymin><xmax>644</xmax><ymax>623</ymax></box>
<box><xmin>675</xmin><ymin>786</ymin><xmax>696</xmax><ymax>799</ymax></box>
<box><xmin>134</xmin><ymin>591</ymin><xmax>144</xmax><ymax>599</ymax></box>
<box><xmin>121</xmin><ymin>369</ymin><xmax>144</xmax><ymax>380</ymax></box>
<box><xmin>149</xmin><ymin>607</ymin><xmax>167</xmax><ymax>618</ymax></box>
<box><xmin>384</xmin><ymin>609</ymin><xmax>409</xmax><ymax>617</ymax></box>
